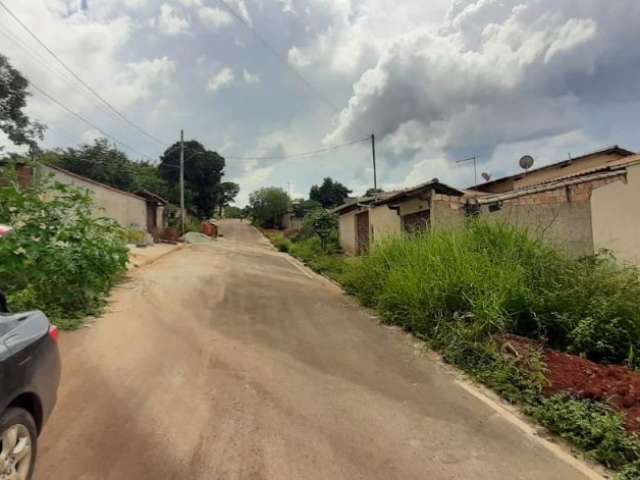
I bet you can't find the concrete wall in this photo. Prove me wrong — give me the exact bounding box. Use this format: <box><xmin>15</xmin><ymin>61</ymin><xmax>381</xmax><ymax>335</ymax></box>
<box><xmin>591</xmin><ymin>165</ymin><xmax>640</xmax><ymax>264</ymax></box>
<box><xmin>338</xmin><ymin>210</ymin><xmax>358</xmax><ymax>255</ymax></box>
<box><xmin>371</xmin><ymin>204</ymin><xmax>401</xmax><ymax>243</ymax></box>
<box><xmin>431</xmin><ymin>196</ymin><xmax>466</xmax><ymax>231</ymax></box>
<box><xmin>41</xmin><ymin>165</ymin><xmax>148</xmax><ymax>230</ymax></box>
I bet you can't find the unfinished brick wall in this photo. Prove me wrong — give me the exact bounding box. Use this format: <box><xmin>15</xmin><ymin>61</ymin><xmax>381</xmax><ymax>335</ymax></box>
<box><xmin>431</xmin><ymin>195</ymin><xmax>466</xmax><ymax>231</ymax></box>
<box><xmin>478</xmin><ymin>176</ymin><xmax>623</xmax><ymax>257</ymax></box>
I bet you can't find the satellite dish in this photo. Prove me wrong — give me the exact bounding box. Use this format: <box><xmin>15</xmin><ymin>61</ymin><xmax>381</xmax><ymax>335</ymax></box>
<box><xmin>519</xmin><ymin>155</ymin><xmax>535</xmax><ymax>171</ymax></box>
<box><xmin>481</xmin><ymin>172</ymin><xmax>491</xmax><ymax>182</ymax></box>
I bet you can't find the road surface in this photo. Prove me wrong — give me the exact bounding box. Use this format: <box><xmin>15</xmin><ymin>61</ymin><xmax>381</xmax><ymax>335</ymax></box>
<box><xmin>37</xmin><ymin>220</ymin><xmax>595</xmax><ymax>479</ymax></box>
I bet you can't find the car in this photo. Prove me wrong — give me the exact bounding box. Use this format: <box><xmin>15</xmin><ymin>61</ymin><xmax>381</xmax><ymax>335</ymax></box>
<box><xmin>0</xmin><ymin>289</ymin><xmax>61</xmax><ymax>480</ymax></box>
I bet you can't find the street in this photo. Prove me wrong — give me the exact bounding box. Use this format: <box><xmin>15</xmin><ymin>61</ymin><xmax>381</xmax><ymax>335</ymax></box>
<box><xmin>37</xmin><ymin>219</ymin><xmax>594</xmax><ymax>479</ymax></box>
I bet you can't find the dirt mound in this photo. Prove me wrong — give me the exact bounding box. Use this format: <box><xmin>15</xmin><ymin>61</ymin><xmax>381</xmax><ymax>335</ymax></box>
<box><xmin>544</xmin><ymin>349</ymin><xmax>640</xmax><ymax>432</ymax></box>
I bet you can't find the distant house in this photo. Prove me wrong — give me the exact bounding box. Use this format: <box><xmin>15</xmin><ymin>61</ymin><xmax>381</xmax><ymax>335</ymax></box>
<box><xmin>335</xmin><ymin>146</ymin><xmax>640</xmax><ymax>265</ymax></box>
<box><xmin>10</xmin><ymin>163</ymin><xmax>167</xmax><ymax>237</ymax></box>
<box><xmin>333</xmin><ymin>181</ymin><xmax>465</xmax><ymax>255</ymax></box>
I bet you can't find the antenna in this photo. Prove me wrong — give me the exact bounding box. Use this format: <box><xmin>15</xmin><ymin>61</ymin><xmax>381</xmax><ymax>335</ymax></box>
<box><xmin>481</xmin><ymin>172</ymin><xmax>491</xmax><ymax>182</ymax></box>
<box><xmin>519</xmin><ymin>155</ymin><xmax>534</xmax><ymax>171</ymax></box>
<box><xmin>456</xmin><ymin>156</ymin><xmax>478</xmax><ymax>184</ymax></box>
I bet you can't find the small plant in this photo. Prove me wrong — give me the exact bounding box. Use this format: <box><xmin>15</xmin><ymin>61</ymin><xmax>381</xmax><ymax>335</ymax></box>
<box><xmin>272</xmin><ymin>234</ymin><xmax>292</xmax><ymax>253</ymax></box>
<box><xmin>303</xmin><ymin>208</ymin><xmax>338</xmax><ymax>251</ymax></box>
<box><xmin>528</xmin><ymin>396</ymin><xmax>640</xmax><ymax>470</ymax></box>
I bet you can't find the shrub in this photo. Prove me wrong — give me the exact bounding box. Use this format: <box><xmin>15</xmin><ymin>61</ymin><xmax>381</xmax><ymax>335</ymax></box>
<box><xmin>342</xmin><ymin>221</ymin><xmax>640</xmax><ymax>367</ymax></box>
<box><xmin>0</xmin><ymin>170</ymin><xmax>128</xmax><ymax>328</ymax></box>
<box><xmin>528</xmin><ymin>396</ymin><xmax>640</xmax><ymax>470</ymax></box>
<box><xmin>272</xmin><ymin>234</ymin><xmax>292</xmax><ymax>253</ymax></box>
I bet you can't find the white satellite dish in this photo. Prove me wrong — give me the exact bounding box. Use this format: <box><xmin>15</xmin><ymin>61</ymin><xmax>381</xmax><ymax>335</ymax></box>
<box><xmin>481</xmin><ymin>172</ymin><xmax>491</xmax><ymax>182</ymax></box>
<box><xmin>519</xmin><ymin>155</ymin><xmax>534</xmax><ymax>171</ymax></box>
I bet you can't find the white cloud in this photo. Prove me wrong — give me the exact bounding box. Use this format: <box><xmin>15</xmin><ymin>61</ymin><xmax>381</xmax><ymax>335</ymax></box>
<box><xmin>207</xmin><ymin>67</ymin><xmax>235</xmax><ymax>93</ymax></box>
<box><xmin>242</xmin><ymin>69</ymin><xmax>260</xmax><ymax>85</ymax></box>
<box><xmin>113</xmin><ymin>56</ymin><xmax>176</xmax><ymax>104</ymax></box>
<box><xmin>151</xmin><ymin>4</ymin><xmax>190</xmax><ymax>36</ymax></box>
<box><xmin>198</xmin><ymin>6</ymin><xmax>232</xmax><ymax>29</ymax></box>
<box><xmin>327</xmin><ymin>0</ymin><xmax>640</xmax><ymax>157</ymax></box>
<box><xmin>287</xmin><ymin>46</ymin><xmax>311</xmax><ymax>67</ymax></box>
<box><xmin>227</xmin><ymin>0</ymin><xmax>252</xmax><ymax>26</ymax></box>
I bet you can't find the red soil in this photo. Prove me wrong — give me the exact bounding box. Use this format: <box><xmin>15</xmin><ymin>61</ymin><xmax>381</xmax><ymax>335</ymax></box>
<box><xmin>543</xmin><ymin>349</ymin><xmax>640</xmax><ymax>432</ymax></box>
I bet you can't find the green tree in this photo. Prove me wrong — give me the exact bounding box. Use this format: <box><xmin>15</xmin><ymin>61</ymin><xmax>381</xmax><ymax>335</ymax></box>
<box><xmin>304</xmin><ymin>208</ymin><xmax>338</xmax><ymax>250</ymax></box>
<box><xmin>159</xmin><ymin>140</ymin><xmax>226</xmax><ymax>218</ymax></box>
<box><xmin>223</xmin><ymin>206</ymin><xmax>245</xmax><ymax>218</ymax></box>
<box><xmin>249</xmin><ymin>187</ymin><xmax>290</xmax><ymax>228</ymax></box>
<box><xmin>309</xmin><ymin>177</ymin><xmax>352</xmax><ymax>208</ymax></box>
<box><xmin>216</xmin><ymin>181</ymin><xmax>240</xmax><ymax>216</ymax></box>
<box><xmin>292</xmin><ymin>199</ymin><xmax>322</xmax><ymax>218</ymax></box>
<box><xmin>0</xmin><ymin>54</ymin><xmax>44</xmax><ymax>152</ymax></box>
<box><xmin>365</xmin><ymin>188</ymin><xmax>384</xmax><ymax>197</ymax></box>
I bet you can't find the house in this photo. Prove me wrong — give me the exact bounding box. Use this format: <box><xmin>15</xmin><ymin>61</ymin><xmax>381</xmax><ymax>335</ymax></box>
<box><xmin>335</xmin><ymin>147</ymin><xmax>640</xmax><ymax>265</ymax></box>
<box><xmin>334</xmin><ymin>180</ymin><xmax>465</xmax><ymax>255</ymax></box>
<box><xmin>7</xmin><ymin>162</ymin><xmax>166</xmax><ymax>236</ymax></box>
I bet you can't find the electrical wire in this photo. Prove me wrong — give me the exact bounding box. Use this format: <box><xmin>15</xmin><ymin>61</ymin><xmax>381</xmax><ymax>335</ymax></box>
<box><xmin>224</xmin><ymin>137</ymin><xmax>370</xmax><ymax>161</ymax></box>
<box><xmin>28</xmin><ymin>80</ymin><xmax>156</xmax><ymax>162</ymax></box>
<box><xmin>0</xmin><ymin>0</ymin><xmax>168</xmax><ymax>148</ymax></box>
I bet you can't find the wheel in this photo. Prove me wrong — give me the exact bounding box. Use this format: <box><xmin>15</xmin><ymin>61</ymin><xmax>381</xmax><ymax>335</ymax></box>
<box><xmin>0</xmin><ymin>408</ymin><xmax>37</xmax><ymax>480</ymax></box>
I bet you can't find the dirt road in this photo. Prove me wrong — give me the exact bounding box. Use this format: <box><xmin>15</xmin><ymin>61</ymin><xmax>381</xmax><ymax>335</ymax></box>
<box><xmin>37</xmin><ymin>220</ymin><xmax>595</xmax><ymax>479</ymax></box>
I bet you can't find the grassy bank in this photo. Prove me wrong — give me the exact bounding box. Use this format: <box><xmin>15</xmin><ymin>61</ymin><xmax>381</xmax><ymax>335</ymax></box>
<box><xmin>273</xmin><ymin>221</ymin><xmax>640</xmax><ymax>478</ymax></box>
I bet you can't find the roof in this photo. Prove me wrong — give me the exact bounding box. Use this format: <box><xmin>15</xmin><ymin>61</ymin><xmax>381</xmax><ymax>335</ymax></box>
<box><xmin>333</xmin><ymin>179</ymin><xmax>464</xmax><ymax>215</ymax></box>
<box><xmin>470</xmin><ymin>145</ymin><xmax>635</xmax><ymax>191</ymax></box>
<box><xmin>476</xmin><ymin>170</ymin><xmax>627</xmax><ymax>205</ymax></box>
<box><xmin>41</xmin><ymin>163</ymin><xmax>148</xmax><ymax>202</ymax></box>
<box><xmin>136</xmin><ymin>189</ymin><xmax>169</xmax><ymax>205</ymax></box>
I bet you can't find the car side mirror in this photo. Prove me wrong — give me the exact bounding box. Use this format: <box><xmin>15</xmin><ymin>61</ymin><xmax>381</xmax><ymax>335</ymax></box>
<box><xmin>0</xmin><ymin>290</ymin><xmax>8</xmax><ymax>313</ymax></box>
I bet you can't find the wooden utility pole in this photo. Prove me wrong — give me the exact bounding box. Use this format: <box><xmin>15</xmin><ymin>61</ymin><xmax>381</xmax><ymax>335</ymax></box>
<box><xmin>371</xmin><ymin>133</ymin><xmax>377</xmax><ymax>192</ymax></box>
<box><xmin>180</xmin><ymin>129</ymin><xmax>185</xmax><ymax>234</ymax></box>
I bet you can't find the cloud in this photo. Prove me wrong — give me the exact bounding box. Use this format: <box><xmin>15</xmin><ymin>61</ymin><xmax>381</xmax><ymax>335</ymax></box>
<box><xmin>198</xmin><ymin>6</ymin><xmax>232</xmax><ymax>29</ymax></box>
<box><xmin>114</xmin><ymin>56</ymin><xmax>176</xmax><ymax>104</ymax></box>
<box><xmin>150</xmin><ymin>4</ymin><xmax>190</xmax><ymax>35</ymax></box>
<box><xmin>327</xmin><ymin>0</ymin><xmax>640</xmax><ymax>159</ymax></box>
<box><xmin>207</xmin><ymin>67</ymin><xmax>235</xmax><ymax>93</ymax></box>
<box><xmin>287</xmin><ymin>46</ymin><xmax>311</xmax><ymax>67</ymax></box>
<box><xmin>242</xmin><ymin>69</ymin><xmax>260</xmax><ymax>85</ymax></box>
<box><xmin>227</xmin><ymin>0</ymin><xmax>252</xmax><ymax>26</ymax></box>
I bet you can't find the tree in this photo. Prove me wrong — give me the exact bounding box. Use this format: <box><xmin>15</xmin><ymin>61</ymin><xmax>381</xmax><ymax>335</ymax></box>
<box><xmin>249</xmin><ymin>187</ymin><xmax>290</xmax><ymax>228</ymax></box>
<box><xmin>365</xmin><ymin>188</ymin><xmax>384</xmax><ymax>197</ymax></box>
<box><xmin>292</xmin><ymin>199</ymin><xmax>322</xmax><ymax>218</ymax></box>
<box><xmin>0</xmin><ymin>54</ymin><xmax>44</xmax><ymax>152</ymax></box>
<box><xmin>159</xmin><ymin>140</ymin><xmax>226</xmax><ymax>218</ymax></box>
<box><xmin>44</xmin><ymin>139</ymin><xmax>169</xmax><ymax>198</ymax></box>
<box><xmin>216</xmin><ymin>182</ymin><xmax>240</xmax><ymax>216</ymax></box>
<box><xmin>223</xmin><ymin>206</ymin><xmax>245</xmax><ymax>219</ymax></box>
<box><xmin>304</xmin><ymin>208</ymin><xmax>338</xmax><ymax>251</ymax></box>
<box><xmin>309</xmin><ymin>177</ymin><xmax>352</xmax><ymax>208</ymax></box>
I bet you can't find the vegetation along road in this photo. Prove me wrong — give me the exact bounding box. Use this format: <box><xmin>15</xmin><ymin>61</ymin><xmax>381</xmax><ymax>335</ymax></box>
<box><xmin>37</xmin><ymin>220</ymin><xmax>597</xmax><ymax>479</ymax></box>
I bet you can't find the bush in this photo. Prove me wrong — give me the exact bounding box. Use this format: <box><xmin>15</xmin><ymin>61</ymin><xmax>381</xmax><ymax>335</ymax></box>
<box><xmin>528</xmin><ymin>396</ymin><xmax>640</xmax><ymax>470</ymax></box>
<box><xmin>272</xmin><ymin>234</ymin><xmax>292</xmax><ymax>253</ymax></box>
<box><xmin>0</xmin><ymin>171</ymin><xmax>128</xmax><ymax>328</ymax></box>
<box><xmin>342</xmin><ymin>221</ymin><xmax>640</xmax><ymax>367</ymax></box>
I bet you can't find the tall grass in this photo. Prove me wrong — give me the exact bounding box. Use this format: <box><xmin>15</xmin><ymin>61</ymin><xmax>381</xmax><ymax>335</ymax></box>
<box><xmin>342</xmin><ymin>221</ymin><xmax>640</xmax><ymax>367</ymax></box>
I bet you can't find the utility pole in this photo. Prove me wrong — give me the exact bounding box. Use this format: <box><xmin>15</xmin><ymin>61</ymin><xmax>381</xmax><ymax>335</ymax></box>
<box><xmin>456</xmin><ymin>156</ymin><xmax>478</xmax><ymax>185</ymax></box>
<box><xmin>371</xmin><ymin>133</ymin><xmax>377</xmax><ymax>192</ymax></box>
<box><xmin>180</xmin><ymin>129</ymin><xmax>185</xmax><ymax>234</ymax></box>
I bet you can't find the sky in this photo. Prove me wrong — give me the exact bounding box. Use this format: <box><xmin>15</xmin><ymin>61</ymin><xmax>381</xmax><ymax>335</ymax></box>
<box><xmin>1</xmin><ymin>0</ymin><xmax>640</xmax><ymax>205</ymax></box>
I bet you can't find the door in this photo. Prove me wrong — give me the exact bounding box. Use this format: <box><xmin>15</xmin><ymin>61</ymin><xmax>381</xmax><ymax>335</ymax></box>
<box><xmin>146</xmin><ymin>204</ymin><xmax>157</xmax><ymax>234</ymax></box>
<box><xmin>356</xmin><ymin>211</ymin><xmax>370</xmax><ymax>255</ymax></box>
<box><xmin>403</xmin><ymin>209</ymin><xmax>430</xmax><ymax>234</ymax></box>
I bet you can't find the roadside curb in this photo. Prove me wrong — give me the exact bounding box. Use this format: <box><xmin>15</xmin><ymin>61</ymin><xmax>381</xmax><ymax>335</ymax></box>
<box><xmin>128</xmin><ymin>244</ymin><xmax>187</xmax><ymax>270</ymax></box>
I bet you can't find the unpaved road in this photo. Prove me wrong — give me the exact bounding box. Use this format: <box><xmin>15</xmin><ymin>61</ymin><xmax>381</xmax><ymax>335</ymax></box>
<box><xmin>37</xmin><ymin>220</ymin><xmax>594</xmax><ymax>479</ymax></box>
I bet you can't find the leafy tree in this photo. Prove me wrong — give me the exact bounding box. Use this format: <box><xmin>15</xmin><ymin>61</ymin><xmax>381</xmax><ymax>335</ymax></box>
<box><xmin>223</xmin><ymin>206</ymin><xmax>245</xmax><ymax>218</ymax></box>
<box><xmin>0</xmin><ymin>54</ymin><xmax>44</xmax><ymax>152</ymax></box>
<box><xmin>249</xmin><ymin>187</ymin><xmax>290</xmax><ymax>228</ymax></box>
<box><xmin>216</xmin><ymin>181</ymin><xmax>240</xmax><ymax>215</ymax></box>
<box><xmin>309</xmin><ymin>177</ymin><xmax>352</xmax><ymax>208</ymax></box>
<box><xmin>365</xmin><ymin>188</ymin><xmax>384</xmax><ymax>197</ymax></box>
<box><xmin>159</xmin><ymin>140</ymin><xmax>226</xmax><ymax>218</ymax></box>
<box><xmin>304</xmin><ymin>208</ymin><xmax>338</xmax><ymax>250</ymax></box>
<box><xmin>292</xmin><ymin>199</ymin><xmax>322</xmax><ymax>218</ymax></box>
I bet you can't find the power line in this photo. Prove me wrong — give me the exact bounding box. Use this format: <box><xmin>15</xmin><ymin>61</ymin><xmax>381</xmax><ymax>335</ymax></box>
<box><xmin>28</xmin><ymin>80</ymin><xmax>156</xmax><ymax>161</ymax></box>
<box><xmin>224</xmin><ymin>137</ymin><xmax>370</xmax><ymax>161</ymax></box>
<box><xmin>0</xmin><ymin>0</ymin><xmax>168</xmax><ymax>148</ymax></box>
<box><xmin>215</xmin><ymin>0</ymin><xmax>342</xmax><ymax>114</ymax></box>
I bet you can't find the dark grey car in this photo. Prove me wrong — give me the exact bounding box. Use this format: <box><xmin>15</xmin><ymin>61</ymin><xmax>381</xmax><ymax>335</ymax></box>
<box><xmin>0</xmin><ymin>291</ymin><xmax>61</xmax><ymax>480</ymax></box>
